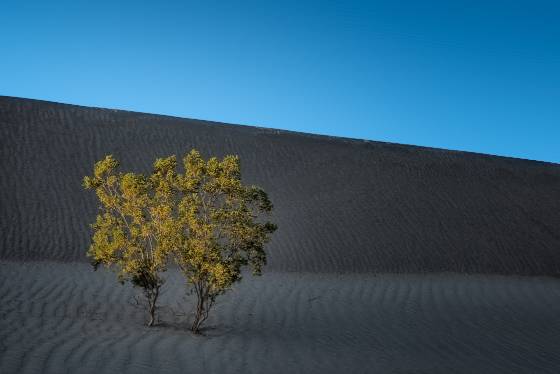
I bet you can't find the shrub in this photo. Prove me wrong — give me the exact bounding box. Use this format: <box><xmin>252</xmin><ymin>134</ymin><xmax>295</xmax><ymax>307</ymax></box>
<box><xmin>175</xmin><ymin>150</ymin><xmax>277</xmax><ymax>333</ymax></box>
<box><xmin>84</xmin><ymin>150</ymin><xmax>276</xmax><ymax>333</ymax></box>
<box><xmin>84</xmin><ymin>155</ymin><xmax>179</xmax><ymax>326</ymax></box>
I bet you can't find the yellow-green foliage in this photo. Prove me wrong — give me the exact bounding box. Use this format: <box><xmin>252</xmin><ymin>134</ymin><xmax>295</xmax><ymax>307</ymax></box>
<box><xmin>177</xmin><ymin>151</ymin><xmax>276</xmax><ymax>318</ymax></box>
<box><xmin>84</xmin><ymin>150</ymin><xmax>276</xmax><ymax>331</ymax></box>
<box><xmin>84</xmin><ymin>155</ymin><xmax>180</xmax><ymax>325</ymax></box>
<box><xmin>176</xmin><ymin>150</ymin><xmax>276</xmax><ymax>332</ymax></box>
<box><xmin>83</xmin><ymin>155</ymin><xmax>177</xmax><ymax>285</ymax></box>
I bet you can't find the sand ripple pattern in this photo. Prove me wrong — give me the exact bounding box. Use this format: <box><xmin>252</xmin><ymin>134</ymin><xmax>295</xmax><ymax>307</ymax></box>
<box><xmin>1</xmin><ymin>96</ymin><xmax>560</xmax><ymax>275</ymax></box>
<box><xmin>1</xmin><ymin>261</ymin><xmax>560</xmax><ymax>374</ymax></box>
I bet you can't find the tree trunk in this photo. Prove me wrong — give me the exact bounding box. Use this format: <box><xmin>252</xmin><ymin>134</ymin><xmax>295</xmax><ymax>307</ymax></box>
<box><xmin>146</xmin><ymin>286</ymin><xmax>160</xmax><ymax>327</ymax></box>
<box><xmin>191</xmin><ymin>291</ymin><xmax>204</xmax><ymax>334</ymax></box>
<box><xmin>191</xmin><ymin>283</ymin><xmax>211</xmax><ymax>334</ymax></box>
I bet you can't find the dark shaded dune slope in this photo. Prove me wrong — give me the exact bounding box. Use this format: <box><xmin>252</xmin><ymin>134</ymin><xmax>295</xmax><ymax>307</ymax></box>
<box><xmin>1</xmin><ymin>96</ymin><xmax>559</xmax><ymax>274</ymax></box>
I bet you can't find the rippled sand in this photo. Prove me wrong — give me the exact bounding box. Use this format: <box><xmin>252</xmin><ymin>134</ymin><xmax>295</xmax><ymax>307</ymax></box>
<box><xmin>2</xmin><ymin>97</ymin><xmax>560</xmax><ymax>373</ymax></box>
<box><xmin>1</xmin><ymin>96</ymin><xmax>560</xmax><ymax>274</ymax></box>
<box><xmin>1</xmin><ymin>261</ymin><xmax>560</xmax><ymax>374</ymax></box>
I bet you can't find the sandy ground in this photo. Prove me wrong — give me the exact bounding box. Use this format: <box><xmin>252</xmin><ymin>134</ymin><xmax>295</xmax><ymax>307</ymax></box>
<box><xmin>2</xmin><ymin>97</ymin><xmax>560</xmax><ymax>373</ymax></box>
<box><xmin>1</xmin><ymin>261</ymin><xmax>560</xmax><ymax>374</ymax></box>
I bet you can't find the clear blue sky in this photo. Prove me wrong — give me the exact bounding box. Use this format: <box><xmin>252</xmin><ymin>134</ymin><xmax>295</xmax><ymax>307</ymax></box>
<box><xmin>1</xmin><ymin>1</ymin><xmax>559</xmax><ymax>163</ymax></box>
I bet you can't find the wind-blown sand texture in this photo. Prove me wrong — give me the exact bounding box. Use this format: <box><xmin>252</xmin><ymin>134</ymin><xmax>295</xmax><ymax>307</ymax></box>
<box><xmin>1</xmin><ymin>262</ymin><xmax>560</xmax><ymax>373</ymax></box>
<box><xmin>1</xmin><ymin>96</ymin><xmax>560</xmax><ymax>274</ymax></box>
<box><xmin>1</xmin><ymin>96</ymin><xmax>560</xmax><ymax>373</ymax></box>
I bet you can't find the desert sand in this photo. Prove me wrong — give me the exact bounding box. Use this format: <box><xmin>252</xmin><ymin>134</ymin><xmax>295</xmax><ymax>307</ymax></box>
<box><xmin>1</xmin><ymin>96</ymin><xmax>560</xmax><ymax>373</ymax></box>
<box><xmin>2</xmin><ymin>262</ymin><xmax>560</xmax><ymax>373</ymax></box>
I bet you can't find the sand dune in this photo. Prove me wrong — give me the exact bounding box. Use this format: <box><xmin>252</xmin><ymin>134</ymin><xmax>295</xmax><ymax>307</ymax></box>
<box><xmin>1</xmin><ymin>96</ymin><xmax>559</xmax><ymax>274</ymax></box>
<box><xmin>2</xmin><ymin>96</ymin><xmax>560</xmax><ymax>373</ymax></box>
<box><xmin>1</xmin><ymin>261</ymin><xmax>560</xmax><ymax>374</ymax></box>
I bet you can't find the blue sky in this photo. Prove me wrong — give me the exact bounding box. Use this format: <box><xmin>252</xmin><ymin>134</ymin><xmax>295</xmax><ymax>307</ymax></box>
<box><xmin>1</xmin><ymin>0</ymin><xmax>559</xmax><ymax>163</ymax></box>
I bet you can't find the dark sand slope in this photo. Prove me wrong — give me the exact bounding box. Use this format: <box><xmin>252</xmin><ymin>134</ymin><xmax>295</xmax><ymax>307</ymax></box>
<box><xmin>1</xmin><ymin>96</ymin><xmax>560</xmax><ymax>274</ymax></box>
<box><xmin>2</xmin><ymin>96</ymin><xmax>560</xmax><ymax>373</ymax></box>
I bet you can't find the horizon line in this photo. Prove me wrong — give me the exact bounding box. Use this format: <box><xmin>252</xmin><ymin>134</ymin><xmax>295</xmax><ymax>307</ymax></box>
<box><xmin>1</xmin><ymin>94</ymin><xmax>558</xmax><ymax>167</ymax></box>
